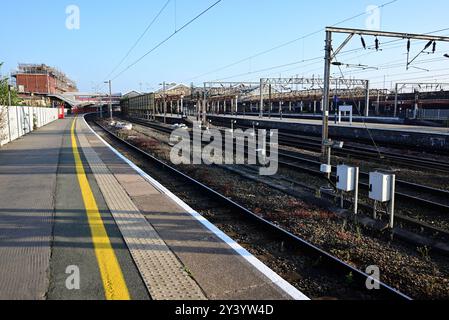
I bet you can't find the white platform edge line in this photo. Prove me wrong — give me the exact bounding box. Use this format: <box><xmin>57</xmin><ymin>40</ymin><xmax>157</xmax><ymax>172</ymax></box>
<box><xmin>83</xmin><ymin>116</ymin><xmax>310</xmax><ymax>301</ymax></box>
<box><xmin>76</xmin><ymin>125</ymin><xmax>206</xmax><ymax>300</ymax></box>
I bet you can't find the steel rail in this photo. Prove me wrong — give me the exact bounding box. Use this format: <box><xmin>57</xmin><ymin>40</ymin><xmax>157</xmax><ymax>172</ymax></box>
<box><xmin>128</xmin><ymin>117</ymin><xmax>449</xmax><ymax>212</ymax></box>
<box><xmin>89</xmin><ymin>116</ymin><xmax>411</xmax><ymax>301</ymax></box>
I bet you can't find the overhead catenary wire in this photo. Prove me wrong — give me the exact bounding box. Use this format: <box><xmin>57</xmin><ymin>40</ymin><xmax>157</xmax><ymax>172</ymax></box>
<box><xmin>104</xmin><ymin>0</ymin><xmax>172</xmax><ymax>82</ymax></box>
<box><xmin>332</xmin><ymin>54</ymin><xmax>384</xmax><ymax>159</ymax></box>
<box><xmin>327</xmin><ymin>40</ymin><xmax>449</xmax><ymax>77</ymax></box>
<box><xmin>212</xmin><ymin>43</ymin><xmax>392</xmax><ymax>82</ymax></box>
<box><xmin>214</xmin><ymin>27</ymin><xmax>449</xmax><ymax>85</ymax></box>
<box><xmin>312</xmin><ymin>62</ymin><xmax>447</xmax><ymax>87</ymax></box>
<box><xmin>328</xmin><ymin>39</ymin><xmax>449</xmax><ymax>86</ymax></box>
<box><xmin>337</xmin><ymin>55</ymin><xmax>447</xmax><ymax>77</ymax></box>
<box><xmin>212</xmin><ymin>38</ymin><xmax>414</xmax><ymax>82</ymax></box>
<box><xmin>213</xmin><ymin>56</ymin><xmax>324</xmax><ymax>82</ymax></box>
<box><xmin>327</xmin><ymin>27</ymin><xmax>449</xmax><ymax>158</ymax></box>
<box><xmin>368</xmin><ymin>72</ymin><xmax>449</xmax><ymax>86</ymax></box>
<box><xmin>274</xmin><ymin>33</ymin><xmax>449</xmax><ymax>86</ymax></box>
<box><xmin>111</xmin><ymin>0</ymin><xmax>223</xmax><ymax>81</ymax></box>
<box><xmin>185</xmin><ymin>0</ymin><xmax>400</xmax><ymax>82</ymax></box>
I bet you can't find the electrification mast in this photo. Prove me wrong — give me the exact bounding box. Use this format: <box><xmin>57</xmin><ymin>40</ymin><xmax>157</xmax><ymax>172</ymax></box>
<box><xmin>321</xmin><ymin>27</ymin><xmax>449</xmax><ymax>158</ymax></box>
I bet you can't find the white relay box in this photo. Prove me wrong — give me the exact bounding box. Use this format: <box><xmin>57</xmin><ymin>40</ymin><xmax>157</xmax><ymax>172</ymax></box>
<box><xmin>369</xmin><ymin>172</ymin><xmax>393</xmax><ymax>202</ymax></box>
<box><xmin>320</xmin><ymin>164</ymin><xmax>332</xmax><ymax>174</ymax></box>
<box><xmin>336</xmin><ymin>165</ymin><xmax>355</xmax><ymax>192</ymax></box>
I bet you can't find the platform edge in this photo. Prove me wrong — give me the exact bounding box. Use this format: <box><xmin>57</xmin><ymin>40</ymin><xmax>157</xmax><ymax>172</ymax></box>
<box><xmin>83</xmin><ymin>116</ymin><xmax>310</xmax><ymax>301</ymax></box>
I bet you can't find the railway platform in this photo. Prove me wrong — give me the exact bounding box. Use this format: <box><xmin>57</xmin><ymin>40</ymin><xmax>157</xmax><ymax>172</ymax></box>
<box><xmin>0</xmin><ymin>116</ymin><xmax>307</xmax><ymax>301</ymax></box>
<box><xmin>153</xmin><ymin>114</ymin><xmax>449</xmax><ymax>135</ymax></box>
<box><xmin>203</xmin><ymin>114</ymin><xmax>449</xmax><ymax>153</ymax></box>
<box><xmin>208</xmin><ymin>114</ymin><xmax>449</xmax><ymax>135</ymax></box>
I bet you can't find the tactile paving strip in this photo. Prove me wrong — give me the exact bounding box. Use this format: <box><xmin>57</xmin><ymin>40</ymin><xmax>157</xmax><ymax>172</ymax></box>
<box><xmin>76</xmin><ymin>121</ymin><xmax>206</xmax><ymax>300</ymax></box>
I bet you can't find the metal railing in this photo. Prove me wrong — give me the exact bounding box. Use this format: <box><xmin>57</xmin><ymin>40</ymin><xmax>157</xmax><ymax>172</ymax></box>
<box><xmin>417</xmin><ymin>109</ymin><xmax>449</xmax><ymax>120</ymax></box>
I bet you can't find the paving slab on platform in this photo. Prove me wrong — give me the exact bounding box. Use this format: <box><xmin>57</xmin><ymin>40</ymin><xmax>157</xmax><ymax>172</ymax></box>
<box><xmin>0</xmin><ymin>119</ymin><xmax>70</xmax><ymax>300</ymax></box>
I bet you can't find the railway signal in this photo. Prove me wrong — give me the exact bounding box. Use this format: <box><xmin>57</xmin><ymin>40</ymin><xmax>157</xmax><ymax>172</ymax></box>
<box><xmin>104</xmin><ymin>80</ymin><xmax>113</xmax><ymax>123</ymax></box>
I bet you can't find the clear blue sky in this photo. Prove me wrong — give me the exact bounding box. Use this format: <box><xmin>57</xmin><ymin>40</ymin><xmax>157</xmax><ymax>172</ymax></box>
<box><xmin>1</xmin><ymin>0</ymin><xmax>449</xmax><ymax>93</ymax></box>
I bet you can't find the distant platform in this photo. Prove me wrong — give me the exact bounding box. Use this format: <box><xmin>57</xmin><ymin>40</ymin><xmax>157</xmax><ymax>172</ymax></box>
<box><xmin>205</xmin><ymin>115</ymin><xmax>449</xmax><ymax>153</ymax></box>
<box><xmin>147</xmin><ymin>113</ymin><xmax>449</xmax><ymax>153</ymax></box>
<box><xmin>234</xmin><ymin>113</ymin><xmax>407</xmax><ymax>125</ymax></box>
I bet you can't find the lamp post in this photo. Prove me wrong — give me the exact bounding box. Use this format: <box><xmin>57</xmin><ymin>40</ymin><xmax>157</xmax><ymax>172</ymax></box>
<box><xmin>104</xmin><ymin>80</ymin><xmax>113</xmax><ymax>122</ymax></box>
<box><xmin>163</xmin><ymin>81</ymin><xmax>167</xmax><ymax>123</ymax></box>
<box><xmin>7</xmin><ymin>84</ymin><xmax>12</xmax><ymax>142</ymax></box>
<box><xmin>8</xmin><ymin>84</ymin><xmax>12</xmax><ymax>106</ymax></box>
<box><xmin>180</xmin><ymin>95</ymin><xmax>184</xmax><ymax>117</ymax></box>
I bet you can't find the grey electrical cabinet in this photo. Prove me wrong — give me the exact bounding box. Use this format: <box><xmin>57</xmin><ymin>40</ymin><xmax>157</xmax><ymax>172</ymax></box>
<box><xmin>336</xmin><ymin>165</ymin><xmax>355</xmax><ymax>192</ymax></box>
<box><xmin>369</xmin><ymin>172</ymin><xmax>393</xmax><ymax>202</ymax></box>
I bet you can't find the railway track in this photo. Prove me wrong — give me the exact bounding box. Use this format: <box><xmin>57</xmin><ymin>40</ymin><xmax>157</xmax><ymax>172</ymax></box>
<box><xmin>88</xmin><ymin>115</ymin><xmax>411</xmax><ymax>301</ymax></box>
<box><xmin>277</xmin><ymin>149</ymin><xmax>449</xmax><ymax>213</ymax></box>
<box><xmin>122</xmin><ymin>117</ymin><xmax>449</xmax><ymax>241</ymax></box>
<box><xmin>126</xmin><ymin>117</ymin><xmax>449</xmax><ymax>212</ymax></box>
<box><xmin>238</xmin><ymin>124</ymin><xmax>449</xmax><ymax>174</ymax></box>
<box><xmin>191</xmin><ymin>115</ymin><xmax>449</xmax><ymax>173</ymax></box>
<box><xmin>130</xmin><ymin>116</ymin><xmax>449</xmax><ymax>174</ymax></box>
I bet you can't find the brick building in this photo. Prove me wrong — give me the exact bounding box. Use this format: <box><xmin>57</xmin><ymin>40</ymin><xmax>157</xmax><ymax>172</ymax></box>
<box><xmin>12</xmin><ymin>64</ymin><xmax>77</xmax><ymax>95</ymax></box>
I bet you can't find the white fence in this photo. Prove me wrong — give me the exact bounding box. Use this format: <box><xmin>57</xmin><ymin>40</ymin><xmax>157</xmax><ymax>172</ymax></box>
<box><xmin>0</xmin><ymin>106</ymin><xmax>59</xmax><ymax>147</ymax></box>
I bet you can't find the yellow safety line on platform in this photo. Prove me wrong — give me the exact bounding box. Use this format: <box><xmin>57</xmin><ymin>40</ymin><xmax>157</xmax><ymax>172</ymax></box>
<box><xmin>71</xmin><ymin>118</ymin><xmax>130</xmax><ymax>300</ymax></box>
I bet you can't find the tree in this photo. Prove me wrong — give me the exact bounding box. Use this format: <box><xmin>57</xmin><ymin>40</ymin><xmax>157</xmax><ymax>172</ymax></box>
<box><xmin>0</xmin><ymin>62</ymin><xmax>20</xmax><ymax>106</ymax></box>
